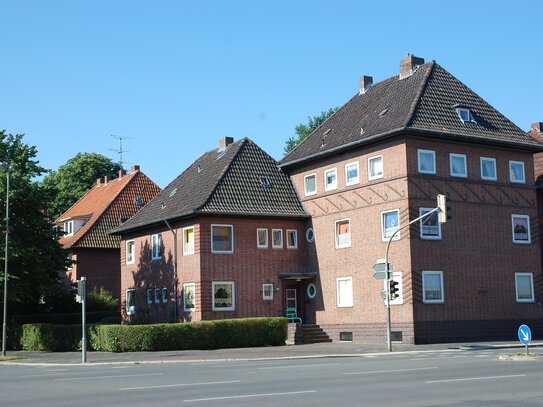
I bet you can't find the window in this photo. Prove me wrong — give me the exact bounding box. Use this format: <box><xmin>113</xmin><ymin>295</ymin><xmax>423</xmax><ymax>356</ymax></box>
<box><xmin>456</xmin><ymin>107</ymin><xmax>476</xmax><ymax>124</ymax></box>
<box><xmin>336</xmin><ymin>277</ymin><xmax>353</xmax><ymax>307</ymax></box>
<box><xmin>368</xmin><ymin>155</ymin><xmax>383</xmax><ymax>180</ymax></box>
<box><xmin>262</xmin><ymin>284</ymin><xmax>274</xmax><ymax>301</ymax></box>
<box><xmin>183</xmin><ymin>226</ymin><xmax>195</xmax><ymax>255</ymax></box>
<box><xmin>389</xmin><ymin>272</ymin><xmax>403</xmax><ymax>305</ymax></box>
<box><xmin>480</xmin><ymin>157</ymin><xmax>497</xmax><ymax>181</ymax></box>
<box><xmin>422</xmin><ymin>271</ymin><xmax>444</xmax><ymax>304</ymax></box>
<box><xmin>450</xmin><ymin>153</ymin><xmax>467</xmax><ymax>178</ymax></box>
<box><xmin>306</xmin><ymin>228</ymin><xmax>315</xmax><ymax>243</ymax></box>
<box><xmin>64</xmin><ymin>221</ymin><xmax>74</xmax><ymax>236</ymax></box>
<box><xmin>345</xmin><ymin>161</ymin><xmax>359</xmax><ymax>186</ymax></box>
<box><xmin>515</xmin><ymin>273</ymin><xmax>534</xmax><ymax>302</ymax></box>
<box><xmin>324</xmin><ymin>168</ymin><xmax>337</xmax><ymax>191</ymax></box>
<box><xmin>146</xmin><ymin>289</ymin><xmax>152</xmax><ymax>305</ymax></box>
<box><xmin>418</xmin><ymin>149</ymin><xmax>436</xmax><ymax>174</ymax></box>
<box><xmin>335</xmin><ymin>219</ymin><xmax>351</xmax><ymax>248</ymax></box>
<box><xmin>212</xmin><ymin>281</ymin><xmax>235</xmax><ymax>311</ymax></box>
<box><xmin>419</xmin><ymin>208</ymin><xmax>441</xmax><ymax>240</ymax></box>
<box><xmin>125</xmin><ymin>240</ymin><xmax>135</xmax><ymax>264</ymax></box>
<box><xmin>512</xmin><ymin>214</ymin><xmax>531</xmax><ymax>244</ymax></box>
<box><xmin>162</xmin><ymin>287</ymin><xmax>168</xmax><ymax>304</ymax></box>
<box><xmin>183</xmin><ymin>283</ymin><xmax>195</xmax><ymax>311</ymax></box>
<box><xmin>151</xmin><ymin>234</ymin><xmax>161</xmax><ymax>260</ymax></box>
<box><xmin>509</xmin><ymin>161</ymin><xmax>525</xmax><ymax>183</ymax></box>
<box><xmin>307</xmin><ymin>283</ymin><xmax>317</xmax><ymax>300</ymax></box>
<box><xmin>304</xmin><ymin>173</ymin><xmax>317</xmax><ymax>196</ymax></box>
<box><xmin>272</xmin><ymin>229</ymin><xmax>283</xmax><ymax>249</ymax></box>
<box><xmin>211</xmin><ymin>224</ymin><xmax>234</xmax><ymax>253</ymax></box>
<box><xmin>286</xmin><ymin>229</ymin><xmax>298</xmax><ymax>249</ymax></box>
<box><xmin>126</xmin><ymin>289</ymin><xmax>136</xmax><ymax>315</ymax></box>
<box><xmin>154</xmin><ymin>288</ymin><xmax>160</xmax><ymax>304</ymax></box>
<box><xmin>382</xmin><ymin>210</ymin><xmax>400</xmax><ymax>241</ymax></box>
<box><xmin>257</xmin><ymin>228</ymin><xmax>268</xmax><ymax>248</ymax></box>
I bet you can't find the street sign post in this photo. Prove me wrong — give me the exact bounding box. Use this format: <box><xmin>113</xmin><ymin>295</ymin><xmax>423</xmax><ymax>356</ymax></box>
<box><xmin>372</xmin><ymin>262</ymin><xmax>392</xmax><ymax>281</ymax></box>
<box><xmin>518</xmin><ymin>324</ymin><xmax>532</xmax><ymax>355</ymax></box>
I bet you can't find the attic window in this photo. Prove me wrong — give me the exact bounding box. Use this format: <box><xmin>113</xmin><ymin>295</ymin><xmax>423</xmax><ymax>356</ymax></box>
<box><xmin>378</xmin><ymin>108</ymin><xmax>389</xmax><ymax>117</ymax></box>
<box><xmin>217</xmin><ymin>150</ymin><xmax>226</xmax><ymax>160</ymax></box>
<box><xmin>456</xmin><ymin>107</ymin><xmax>477</xmax><ymax>124</ymax></box>
<box><xmin>134</xmin><ymin>196</ymin><xmax>143</xmax><ymax>206</ymax></box>
<box><xmin>169</xmin><ymin>188</ymin><xmax>177</xmax><ymax>197</ymax></box>
<box><xmin>161</xmin><ymin>202</ymin><xmax>166</xmax><ymax>209</ymax></box>
<box><xmin>260</xmin><ymin>176</ymin><xmax>272</xmax><ymax>188</ymax></box>
<box><xmin>323</xmin><ymin>128</ymin><xmax>332</xmax><ymax>136</ymax></box>
<box><xmin>360</xmin><ymin>127</ymin><xmax>364</xmax><ymax>135</ymax></box>
<box><xmin>197</xmin><ymin>166</ymin><xmax>202</xmax><ymax>173</ymax></box>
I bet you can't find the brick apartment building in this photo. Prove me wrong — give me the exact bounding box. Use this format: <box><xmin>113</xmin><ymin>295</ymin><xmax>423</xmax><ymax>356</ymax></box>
<box><xmin>57</xmin><ymin>166</ymin><xmax>160</xmax><ymax>297</ymax></box>
<box><xmin>111</xmin><ymin>55</ymin><xmax>543</xmax><ymax>344</ymax></box>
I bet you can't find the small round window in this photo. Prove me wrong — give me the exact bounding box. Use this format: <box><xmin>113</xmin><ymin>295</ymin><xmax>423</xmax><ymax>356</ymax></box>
<box><xmin>306</xmin><ymin>228</ymin><xmax>315</xmax><ymax>243</ymax></box>
<box><xmin>307</xmin><ymin>283</ymin><xmax>317</xmax><ymax>300</ymax></box>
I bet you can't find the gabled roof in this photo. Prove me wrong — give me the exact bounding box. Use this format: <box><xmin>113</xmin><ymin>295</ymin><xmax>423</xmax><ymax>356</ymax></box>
<box><xmin>281</xmin><ymin>61</ymin><xmax>543</xmax><ymax>167</ymax></box>
<box><xmin>111</xmin><ymin>138</ymin><xmax>308</xmax><ymax>235</ymax></box>
<box><xmin>57</xmin><ymin>169</ymin><xmax>161</xmax><ymax>249</ymax></box>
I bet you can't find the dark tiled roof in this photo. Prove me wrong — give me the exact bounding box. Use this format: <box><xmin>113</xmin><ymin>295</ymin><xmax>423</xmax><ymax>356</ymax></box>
<box><xmin>111</xmin><ymin>138</ymin><xmax>307</xmax><ymax>234</ymax></box>
<box><xmin>281</xmin><ymin>61</ymin><xmax>543</xmax><ymax>166</ymax></box>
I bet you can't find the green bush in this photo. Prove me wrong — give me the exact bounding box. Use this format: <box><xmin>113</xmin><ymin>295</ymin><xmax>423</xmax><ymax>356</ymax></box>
<box><xmin>86</xmin><ymin>288</ymin><xmax>119</xmax><ymax>312</ymax></box>
<box><xmin>11</xmin><ymin>311</ymin><xmax>118</xmax><ymax>325</ymax></box>
<box><xmin>20</xmin><ymin>324</ymin><xmax>82</xmax><ymax>351</ymax></box>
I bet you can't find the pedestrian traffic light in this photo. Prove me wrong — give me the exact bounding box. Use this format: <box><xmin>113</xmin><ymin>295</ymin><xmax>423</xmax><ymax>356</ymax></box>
<box><xmin>437</xmin><ymin>194</ymin><xmax>451</xmax><ymax>223</ymax></box>
<box><xmin>389</xmin><ymin>279</ymin><xmax>399</xmax><ymax>300</ymax></box>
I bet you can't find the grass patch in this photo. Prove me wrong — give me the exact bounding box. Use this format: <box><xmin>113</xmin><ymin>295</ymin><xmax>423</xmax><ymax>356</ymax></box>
<box><xmin>0</xmin><ymin>356</ymin><xmax>23</xmax><ymax>362</ymax></box>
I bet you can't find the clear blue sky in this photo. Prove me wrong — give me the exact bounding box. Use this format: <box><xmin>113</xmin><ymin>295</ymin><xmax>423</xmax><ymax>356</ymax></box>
<box><xmin>1</xmin><ymin>1</ymin><xmax>542</xmax><ymax>188</ymax></box>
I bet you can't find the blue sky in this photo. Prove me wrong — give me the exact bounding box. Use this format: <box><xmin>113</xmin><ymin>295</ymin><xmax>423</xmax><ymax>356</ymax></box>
<box><xmin>1</xmin><ymin>1</ymin><xmax>542</xmax><ymax>188</ymax></box>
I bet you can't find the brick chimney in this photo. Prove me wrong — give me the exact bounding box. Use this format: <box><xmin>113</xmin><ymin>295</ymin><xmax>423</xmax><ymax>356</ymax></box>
<box><xmin>359</xmin><ymin>75</ymin><xmax>373</xmax><ymax>94</ymax></box>
<box><xmin>400</xmin><ymin>53</ymin><xmax>425</xmax><ymax>79</ymax></box>
<box><xmin>530</xmin><ymin>122</ymin><xmax>543</xmax><ymax>135</ymax></box>
<box><xmin>219</xmin><ymin>137</ymin><xmax>234</xmax><ymax>151</ymax></box>
<box><xmin>118</xmin><ymin>169</ymin><xmax>127</xmax><ymax>178</ymax></box>
<box><xmin>131</xmin><ymin>165</ymin><xmax>140</xmax><ymax>172</ymax></box>
<box><xmin>103</xmin><ymin>175</ymin><xmax>110</xmax><ymax>185</ymax></box>
<box><xmin>96</xmin><ymin>178</ymin><xmax>103</xmax><ymax>187</ymax></box>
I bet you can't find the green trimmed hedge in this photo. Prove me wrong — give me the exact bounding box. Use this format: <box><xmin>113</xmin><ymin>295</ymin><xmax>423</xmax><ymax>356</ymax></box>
<box><xmin>9</xmin><ymin>317</ymin><xmax>287</xmax><ymax>352</ymax></box>
<box><xmin>11</xmin><ymin>311</ymin><xmax>118</xmax><ymax>325</ymax></box>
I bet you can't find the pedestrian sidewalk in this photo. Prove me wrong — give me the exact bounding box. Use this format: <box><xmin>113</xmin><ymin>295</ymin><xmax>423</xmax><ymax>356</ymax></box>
<box><xmin>1</xmin><ymin>340</ymin><xmax>541</xmax><ymax>366</ymax></box>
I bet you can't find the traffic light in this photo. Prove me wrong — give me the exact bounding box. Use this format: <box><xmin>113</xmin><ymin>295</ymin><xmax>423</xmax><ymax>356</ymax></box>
<box><xmin>437</xmin><ymin>194</ymin><xmax>451</xmax><ymax>223</ymax></box>
<box><xmin>389</xmin><ymin>280</ymin><xmax>399</xmax><ymax>300</ymax></box>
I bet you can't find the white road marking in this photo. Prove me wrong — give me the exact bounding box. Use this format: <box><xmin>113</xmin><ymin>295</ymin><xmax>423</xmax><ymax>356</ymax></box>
<box><xmin>426</xmin><ymin>374</ymin><xmax>526</xmax><ymax>384</ymax></box>
<box><xmin>344</xmin><ymin>367</ymin><xmax>438</xmax><ymax>375</ymax></box>
<box><xmin>111</xmin><ymin>366</ymin><xmax>132</xmax><ymax>369</ymax></box>
<box><xmin>409</xmin><ymin>356</ymin><xmax>467</xmax><ymax>361</ymax></box>
<box><xmin>55</xmin><ymin>373</ymin><xmax>163</xmax><ymax>381</ymax></box>
<box><xmin>183</xmin><ymin>390</ymin><xmax>316</xmax><ymax>402</ymax></box>
<box><xmin>20</xmin><ymin>370</ymin><xmax>112</xmax><ymax>378</ymax></box>
<box><xmin>119</xmin><ymin>380</ymin><xmax>240</xmax><ymax>391</ymax></box>
<box><xmin>258</xmin><ymin>363</ymin><xmax>340</xmax><ymax>370</ymax></box>
<box><xmin>44</xmin><ymin>369</ymin><xmax>70</xmax><ymax>372</ymax></box>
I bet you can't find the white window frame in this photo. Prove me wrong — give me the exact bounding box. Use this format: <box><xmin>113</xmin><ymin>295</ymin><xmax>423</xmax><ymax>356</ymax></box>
<box><xmin>286</xmin><ymin>229</ymin><xmax>298</xmax><ymax>249</ymax></box>
<box><xmin>389</xmin><ymin>271</ymin><xmax>403</xmax><ymax>306</ymax></box>
<box><xmin>515</xmin><ymin>273</ymin><xmax>534</xmax><ymax>303</ymax></box>
<box><xmin>262</xmin><ymin>283</ymin><xmax>274</xmax><ymax>301</ymax></box>
<box><xmin>212</xmin><ymin>281</ymin><xmax>235</xmax><ymax>311</ymax></box>
<box><xmin>324</xmin><ymin>167</ymin><xmax>337</xmax><ymax>191</ymax></box>
<box><xmin>381</xmin><ymin>209</ymin><xmax>400</xmax><ymax>241</ymax></box>
<box><xmin>512</xmin><ymin>214</ymin><xmax>531</xmax><ymax>244</ymax></box>
<box><xmin>272</xmin><ymin>229</ymin><xmax>283</xmax><ymax>249</ymax></box>
<box><xmin>64</xmin><ymin>220</ymin><xmax>74</xmax><ymax>236</ymax></box>
<box><xmin>368</xmin><ymin>155</ymin><xmax>384</xmax><ymax>181</ymax></box>
<box><xmin>334</xmin><ymin>218</ymin><xmax>351</xmax><ymax>249</ymax></box>
<box><xmin>345</xmin><ymin>161</ymin><xmax>360</xmax><ymax>186</ymax></box>
<box><xmin>162</xmin><ymin>287</ymin><xmax>168</xmax><ymax>304</ymax></box>
<box><xmin>419</xmin><ymin>208</ymin><xmax>441</xmax><ymax>240</ymax></box>
<box><xmin>126</xmin><ymin>239</ymin><xmax>135</xmax><ymax>264</ymax></box>
<box><xmin>256</xmin><ymin>228</ymin><xmax>268</xmax><ymax>249</ymax></box>
<box><xmin>336</xmin><ymin>276</ymin><xmax>353</xmax><ymax>308</ymax></box>
<box><xmin>422</xmin><ymin>271</ymin><xmax>444</xmax><ymax>304</ymax></box>
<box><xmin>449</xmin><ymin>153</ymin><xmax>467</xmax><ymax>178</ymax></box>
<box><xmin>126</xmin><ymin>288</ymin><xmax>136</xmax><ymax>315</ymax></box>
<box><xmin>151</xmin><ymin>234</ymin><xmax>161</xmax><ymax>260</ymax></box>
<box><xmin>456</xmin><ymin>107</ymin><xmax>476</xmax><ymax>124</ymax></box>
<box><xmin>146</xmin><ymin>289</ymin><xmax>153</xmax><ymax>305</ymax></box>
<box><xmin>304</xmin><ymin>173</ymin><xmax>317</xmax><ymax>196</ymax></box>
<box><xmin>183</xmin><ymin>283</ymin><xmax>196</xmax><ymax>312</ymax></box>
<box><xmin>211</xmin><ymin>224</ymin><xmax>234</xmax><ymax>254</ymax></box>
<box><xmin>154</xmin><ymin>288</ymin><xmax>160</xmax><ymax>304</ymax></box>
<box><xmin>509</xmin><ymin>160</ymin><xmax>526</xmax><ymax>184</ymax></box>
<box><xmin>417</xmin><ymin>149</ymin><xmax>436</xmax><ymax>175</ymax></box>
<box><xmin>480</xmin><ymin>157</ymin><xmax>497</xmax><ymax>181</ymax></box>
<box><xmin>182</xmin><ymin>226</ymin><xmax>195</xmax><ymax>255</ymax></box>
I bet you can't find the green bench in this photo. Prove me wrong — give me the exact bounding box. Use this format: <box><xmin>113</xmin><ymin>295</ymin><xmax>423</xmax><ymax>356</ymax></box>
<box><xmin>284</xmin><ymin>308</ymin><xmax>302</xmax><ymax>325</ymax></box>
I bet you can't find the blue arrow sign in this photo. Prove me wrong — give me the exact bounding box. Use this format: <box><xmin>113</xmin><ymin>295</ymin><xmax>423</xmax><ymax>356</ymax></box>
<box><xmin>518</xmin><ymin>324</ymin><xmax>532</xmax><ymax>345</ymax></box>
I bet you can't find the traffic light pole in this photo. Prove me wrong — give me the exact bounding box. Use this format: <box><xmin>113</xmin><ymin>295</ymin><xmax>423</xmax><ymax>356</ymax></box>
<box><xmin>384</xmin><ymin>206</ymin><xmax>440</xmax><ymax>352</ymax></box>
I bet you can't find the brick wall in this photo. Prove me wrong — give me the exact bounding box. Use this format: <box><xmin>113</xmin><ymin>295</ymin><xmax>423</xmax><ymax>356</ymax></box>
<box><xmin>72</xmin><ymin>248</ymin><xmax>120</xmax><ymax>296</ymax></box>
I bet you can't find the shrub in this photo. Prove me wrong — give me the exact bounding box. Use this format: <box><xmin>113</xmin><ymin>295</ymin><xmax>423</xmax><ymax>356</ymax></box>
<box><xmin>20</xmin><ymin>324</ymin><xmax>81</xmax><ymax>351</ymax></box>
<box><xmin>11</xmin><ymin>311</ymin><xmax>117</xmax><ymax>325</ymax></box>
<box><xmin>86</xmin><ymin>288</ymin><xmax>119</xmax><ymax>312</ymax></box>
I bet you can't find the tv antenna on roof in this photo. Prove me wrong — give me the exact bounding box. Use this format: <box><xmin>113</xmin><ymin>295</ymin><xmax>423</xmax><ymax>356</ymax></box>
<box><xmin>110</xmin><ymin>135</ymin><xmax>131</xmax><ymax>169</ymax></box>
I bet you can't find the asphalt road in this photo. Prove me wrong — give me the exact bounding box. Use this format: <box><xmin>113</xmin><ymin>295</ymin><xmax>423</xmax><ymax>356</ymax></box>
<box><xmin>1</xmin><ymin>348</ymin><xmax>542</xmax><ymax>407</ymax></box>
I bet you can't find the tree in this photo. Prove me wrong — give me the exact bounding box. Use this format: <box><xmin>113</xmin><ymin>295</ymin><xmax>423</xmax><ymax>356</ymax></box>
<box><xmin>0</xmin><ymin>132</ymin><xmax>72</xmax><ymax>314</ymax></box>
<box><xmin>42</xmin><ymin>153</ymin><xmax>121</xmax><ymax>220</ymax></box>
<box><xmin>284</xmin><ymin>107</ymin><xmax>338</xmax><ymax>155</ymax></box>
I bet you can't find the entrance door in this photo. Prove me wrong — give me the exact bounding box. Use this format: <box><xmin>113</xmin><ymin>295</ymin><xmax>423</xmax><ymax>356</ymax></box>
<box><xmin>286</xmin><ymin>288</ymin><xmax>297</xmax><ymax>309</ymax></box>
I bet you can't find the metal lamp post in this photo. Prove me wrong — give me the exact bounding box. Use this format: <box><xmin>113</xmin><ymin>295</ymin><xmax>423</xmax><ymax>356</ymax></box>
<box><xmin>1</xmin><ymin>163</ymin><xmax>9</xmax><ymax>356</ymax></box>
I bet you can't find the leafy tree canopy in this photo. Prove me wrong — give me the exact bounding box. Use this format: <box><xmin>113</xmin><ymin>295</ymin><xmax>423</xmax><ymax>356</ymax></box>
<box><xmin>42</xmin><ymin>153</ymin><xmax>121</xmax><ymax>220</ymax></box>
<box><xmin>284</xmin><ymin>107</ymin><xmax>338</xmax><ymax>155</ymax></box>
<box><xmin>0</xmin><ymin>131</ymin><xmax>72</xmax><ymax>314</ymax></box>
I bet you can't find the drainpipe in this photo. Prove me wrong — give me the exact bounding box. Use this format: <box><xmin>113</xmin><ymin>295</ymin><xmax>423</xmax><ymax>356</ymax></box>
<box><xmin>164</xmin><ymin>219</ymin><xmax>178</xmax><ymax>323</ymax></box>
